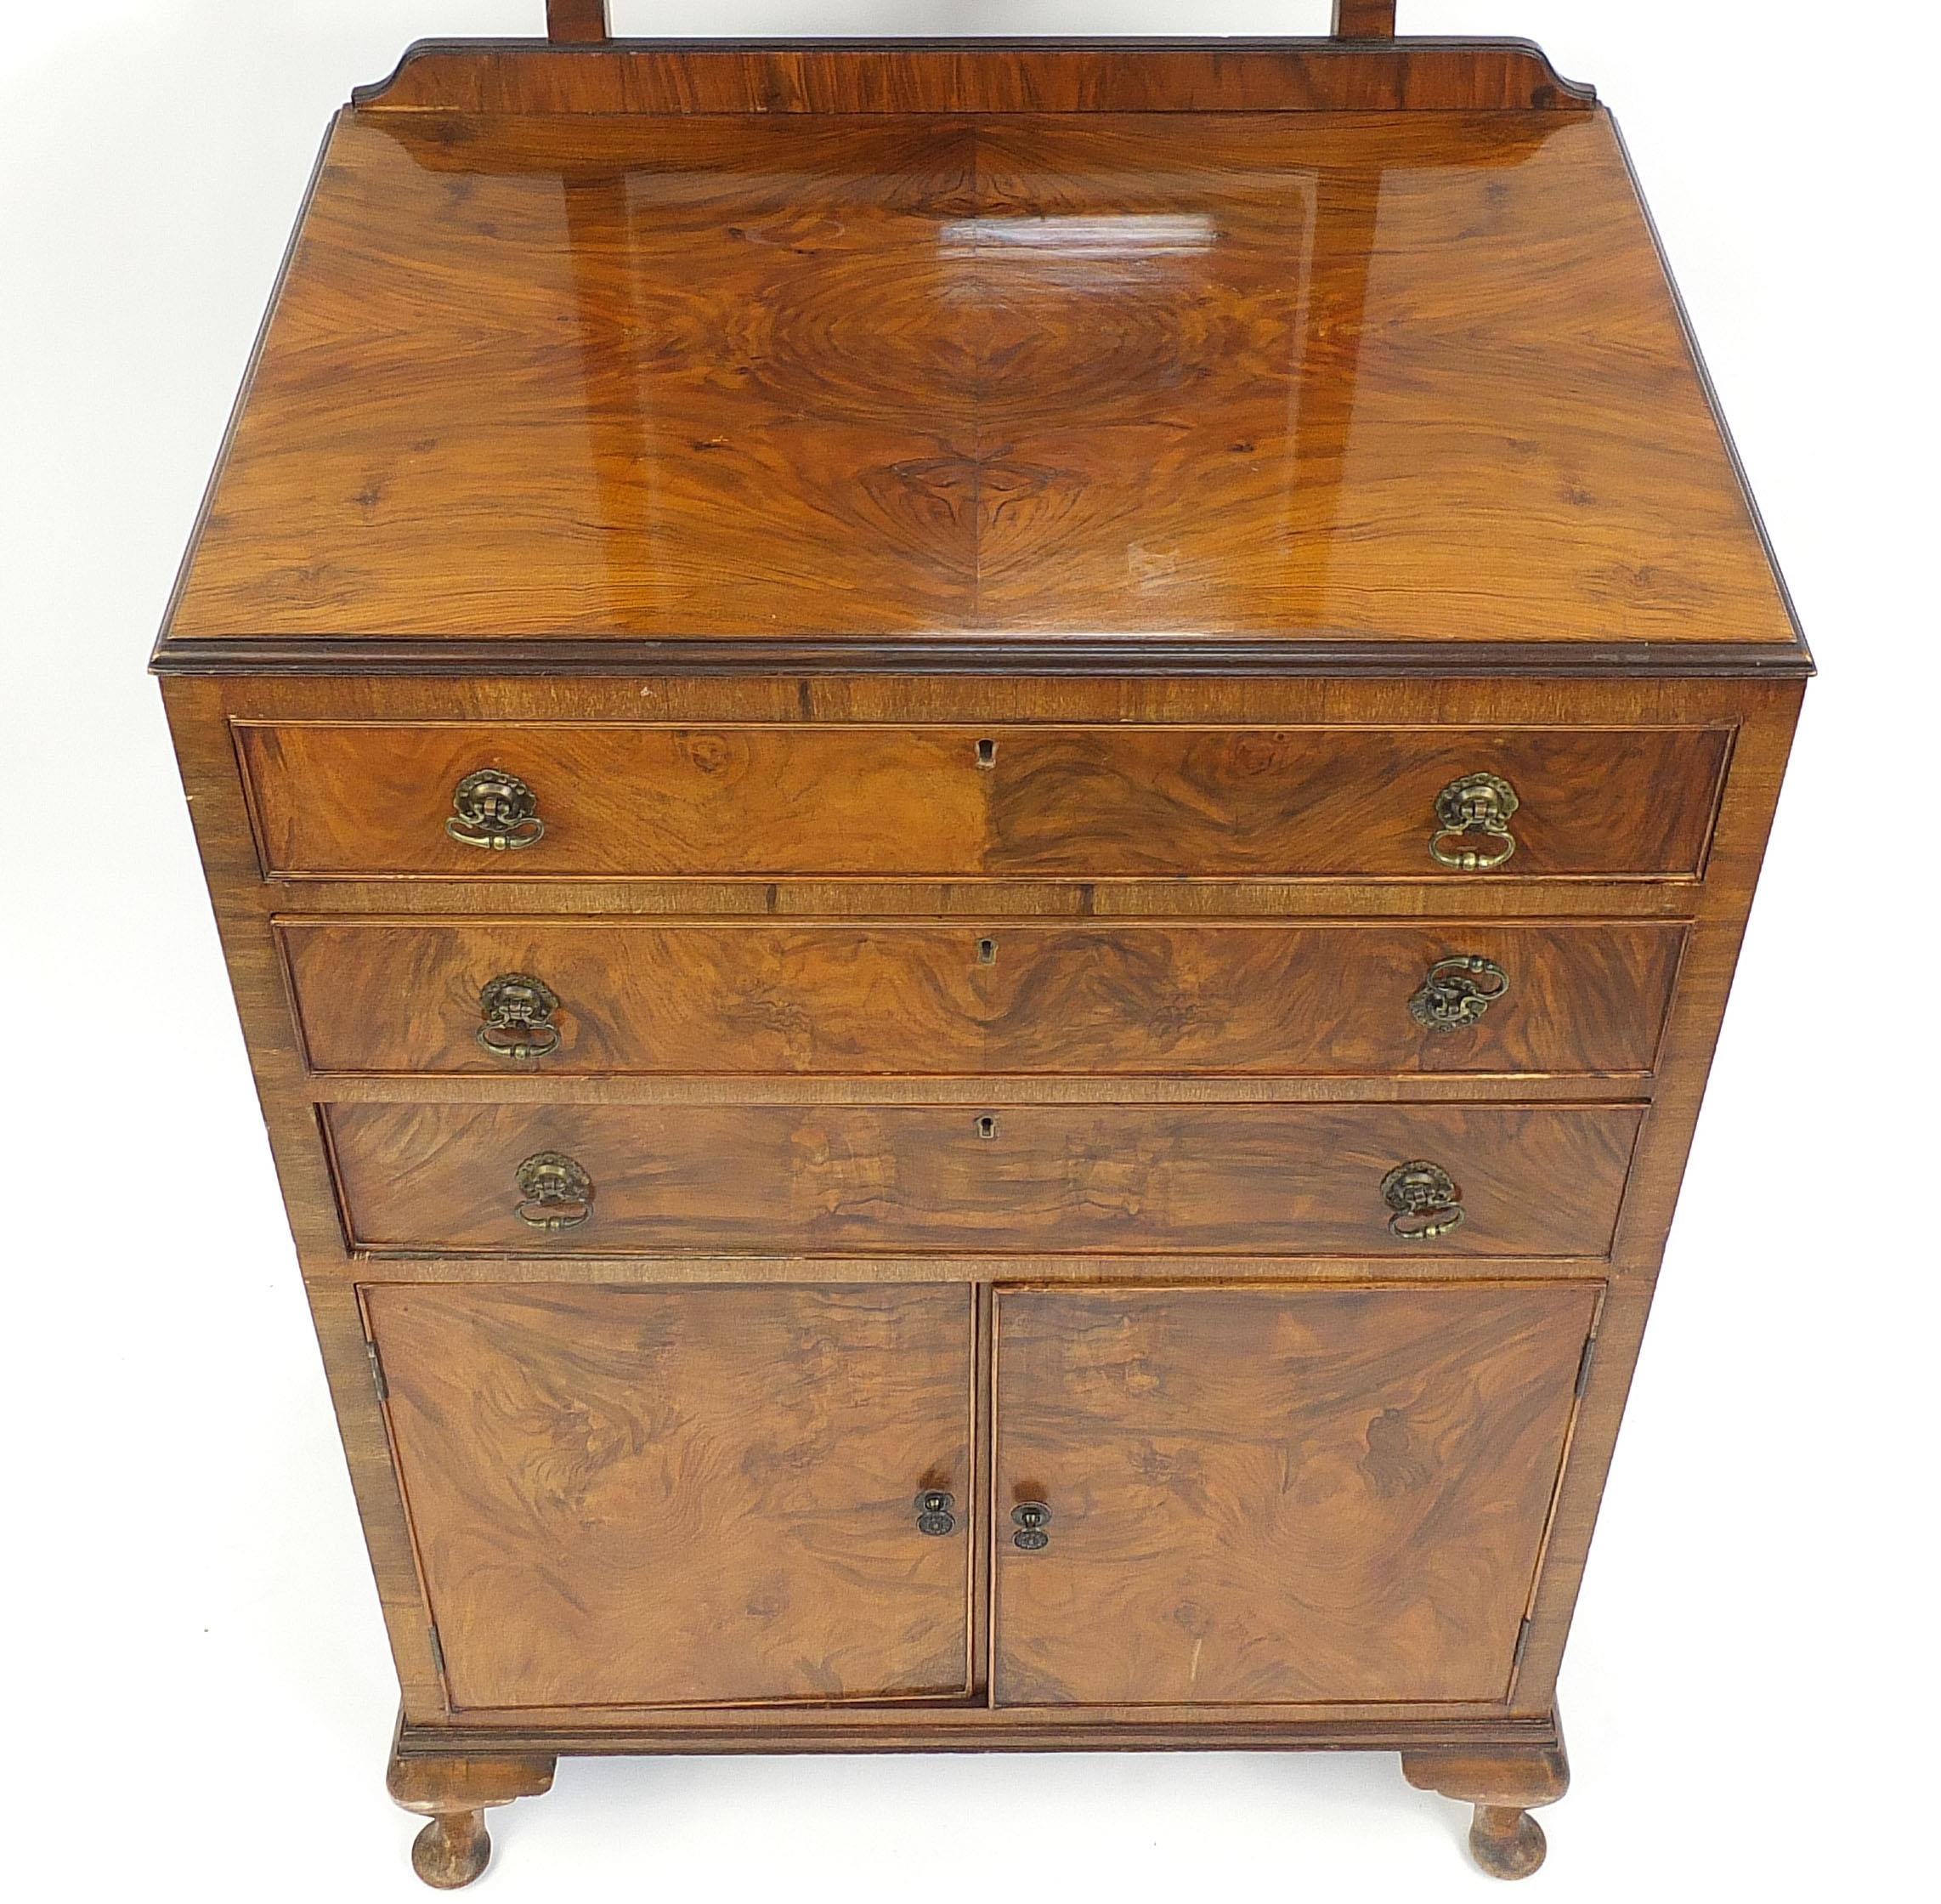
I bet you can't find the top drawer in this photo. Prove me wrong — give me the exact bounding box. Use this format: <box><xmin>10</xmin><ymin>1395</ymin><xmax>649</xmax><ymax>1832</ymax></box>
<box><xmin>235</xmin><ymin>723</ymin><xmax>1731</xmax><ymax>881</ymax></box>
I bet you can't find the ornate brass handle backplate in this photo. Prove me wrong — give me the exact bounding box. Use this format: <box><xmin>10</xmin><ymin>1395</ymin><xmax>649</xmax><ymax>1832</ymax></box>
<box><xmin>1382</xmin><ymin>1160</ymin><xmax>1465</xmax><ymax>1240</ymax></box>
<box><xmin>478</xmin><ymin>973</ymin><xmax>561</xmax><ymax>1060</ymax></box>
<box><xmin>1429</xmin><ymin>772</ymin><xmax>1519</xmax><ymax>870</ymax></box>
<box><xmin>513</xmin><ymin>1150</ymin><xmax>594</xmax><ymax>1231</ymax></box>
<box><xmin>446</xmin><ymin>768</ymin><xmax>545</xmax><ymax>851</ymax></box>
<box><xmin>1408</xmin><ymin>955</ymin><xmax>1511</xmax><ymax>1032</ymax></box>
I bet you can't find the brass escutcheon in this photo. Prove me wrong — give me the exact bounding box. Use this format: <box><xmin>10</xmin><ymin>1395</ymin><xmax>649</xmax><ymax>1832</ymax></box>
<box><xmin>477</xmin><ymin>973</ymin><xmax>561</xmax><ymax>1060</ymax></box>
<box><xmin>513</xmin><ymin>1150</ymin><xmax>594</xmax><ymax>1231</ymax></box>
<box><xmin>1012</xmin><ymin>1501</ymin><xmax>1053</xmax><ymax>1551</ymax></box>
<box><xmin>914</xmin><ymin>1490</ymin><xmax>957</xmax><ymax>1537</ymax></box>
<box><xmin>1408</xmin><ymin>955</ymin><xmax>1511</xmax><ymax>1033</ymax></box>
<box><xmin>447</xmin><ymin>768</ymin><xmax>545</xmax><ymax>851</ymax></box>
<box><xmin>1381</xmin><ymin>1159</ymin><xmax>1465</xmax><ymax>1240</ymax></box>
<box><xmin>1429</xmin><ymin>772</ymin><xmax>1519</xmax><ymax>871</ymax></box>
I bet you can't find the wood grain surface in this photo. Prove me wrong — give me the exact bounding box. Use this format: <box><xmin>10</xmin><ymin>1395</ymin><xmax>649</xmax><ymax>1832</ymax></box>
<box><xmin>546</xmin><ymin>0</ymin><xmax>608</xmax><ymax>43</ymax></box>
<box><xmin>326</xmin><ymin>1101</ymin><xmax>1642</xmax><ymax>1258</ymax></box>
<box><xmin>366</xmin><ymin>1282</ymin><xmax>975</xmax><ymax>1708</ymax></box>
<box><xmin>156</xmin><ymin>104</ymin><xmax>1801</xmax><ymax>663</ymax></box>
<box><xmin>148</xmin><ymin>20</ymin><xmax>1808</xmax><ymax>1826</ymax></box>
<box><xmin>160</xmin><ymin>664</ymin><xmax>1801</xmax><ymax>1754</ymax></box>
<box><xmin>281</xmin><ymin>917</ymin><xmax>1685</xmax><ymax>1080</ymax></box>
<box><xmin>237</xmin><ymin>722</ymin><xmax>1730</xmax><ymax>880</ymax></box>
<box><xmin>1332</xmin><ymin>2</ymin><xmax>1398</xmax><ymax>37</ymax></box>
<box><xmin>993</xmin><ymin>1283</ymin><xmax>1595</xmax><ymax>1704</ymax></box>
<box><xmin>353</xmin><ymin>39</ymin><xmax>1593</xmax><ymax>119</ymax></box>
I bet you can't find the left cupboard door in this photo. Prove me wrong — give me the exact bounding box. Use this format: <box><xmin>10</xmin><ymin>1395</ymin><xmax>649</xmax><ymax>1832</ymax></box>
<box><xmin>363</xmin><ymin>1283</ymin><xmax>976</xmax><ymax>1711</ymax></box>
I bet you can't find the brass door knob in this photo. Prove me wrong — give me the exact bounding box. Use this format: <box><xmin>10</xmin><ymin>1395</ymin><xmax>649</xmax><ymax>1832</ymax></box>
<box><xmin>1429</xmin><ymin>773</ymin><xmax>1518</xmax><ymax>870</ymax></box>
<box><xmin>1011</xmin><ymin>1501</ymin><xmax>1053</xmax><ymax>1550</ymax></box>
<box><xmin>914</xmin><ymin>1490</ymin><xmax>957</xmax><ymax>1537</ymax></box>
<box><xmin>447</xmin><ymin>768</ymin><xmax>545</xmax><ymax>851</ymax></box>
<box><xmin>1382</xmin><ymin>1160</ymin><xmax>1465</xmax><ymax>1239</ymax></box>
<box><xmin>1408</xmin><ymin>955</ymin><xmax>1510</xmax><ymax>1032</ymax></box>
<box><xmin>513</xmin><ymin>1151</ymin><xmax>594</xmax><ymax>1231</ymax></box>
<box><xmin>478</xmin><ymin>973</ymin><xmax>561</xmax><ymax>1060</ymax></box>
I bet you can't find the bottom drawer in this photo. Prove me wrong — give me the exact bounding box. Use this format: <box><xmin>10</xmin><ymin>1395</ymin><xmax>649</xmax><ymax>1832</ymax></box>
<box><xmin>327</xmin><ymin>1101</ymin><xmax>1641</xmax><ymax>1257</ymax></box>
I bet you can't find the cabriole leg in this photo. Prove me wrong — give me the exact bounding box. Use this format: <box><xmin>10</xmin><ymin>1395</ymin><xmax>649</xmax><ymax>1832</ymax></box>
<box><xmin>1467</xmin><ymin>1802</ymin><xmax>1550</xmax><ymax>1880</ymax></box>
<box><xmin>387</xmin><ymin>1720</ymin><xmax>556</xmax><ymax>1890</ymax></box>
<box><xmin>1400</xmin><ymin>1720</ymin><xmax>1570</xmax><ymax>1881</ymax></box>
<box><xmin>409</xmin><ymin>1809</ymin><xmax>491</xmax><ymax>1890</ymax></box>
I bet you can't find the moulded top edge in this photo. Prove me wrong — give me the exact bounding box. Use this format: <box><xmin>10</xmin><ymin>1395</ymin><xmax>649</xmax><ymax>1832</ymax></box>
<box><xmin>149</xmin><ymin>635</ymin><xmax>1816</xmax><ymax>681</ymax></box>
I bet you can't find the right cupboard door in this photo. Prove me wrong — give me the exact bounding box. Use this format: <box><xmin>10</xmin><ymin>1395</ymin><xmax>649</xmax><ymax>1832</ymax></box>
<box><xmin>993</xmin><ymin>1284</ymin><xmax>1598</xmax><ymax>1707</ymax></box>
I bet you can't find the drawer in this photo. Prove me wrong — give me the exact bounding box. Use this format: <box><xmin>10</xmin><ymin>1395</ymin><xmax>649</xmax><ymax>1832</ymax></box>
<box><xmin>238</xmin><ymin>723</ymin><xmax>1731</xmax><ymax>880</ymax></box>
<box><xmin>325</xmin><ymin>1102</ymin><xmax>1642</xmax><ymax>1257</ymax></box>
<box><xmin>283</xmin><ymin>918</ymin><xmax>1687</xmax><ymax>1079</ymax></box>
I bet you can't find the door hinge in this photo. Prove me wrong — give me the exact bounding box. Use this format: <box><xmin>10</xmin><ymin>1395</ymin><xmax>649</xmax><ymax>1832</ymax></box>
<box><xmin>427</xmin><ymin>1621</ymin><xmax>447</xmax><ymax>1679</ymax></box>
<box><xmin>1574</xmin><ymin>1329</ymin><xmax>1599</xmax><ymax>1401</ymax></box>
<box><xmin>1512</xmin><ymin>1616</ymin><xmax>1533</xmax><ymax>1674</ymax></box>
<box><xmin>363</xmin><ymin>1331</ymin><xmax>388</xmax><ymax>1402</ymax></box>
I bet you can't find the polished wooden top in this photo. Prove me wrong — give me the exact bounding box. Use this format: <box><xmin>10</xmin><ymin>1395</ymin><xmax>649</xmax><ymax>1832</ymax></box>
<box><xmin>157</xmin><ymin>52</ymin><xmax>1804</xmax><ymax>673</ymax></box>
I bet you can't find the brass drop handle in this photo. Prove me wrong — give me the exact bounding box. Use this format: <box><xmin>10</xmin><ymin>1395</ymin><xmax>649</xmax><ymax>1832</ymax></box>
<box><xmin>1382</xmin><ymin>1160</ymin><xmax>1465</xmax><ymax>1240</ymax></box>
<box><xmin>1011</xmin><ymin>1501</ymin><xmax>1053</xmax><ymax>1550</ymax></box>
<box><xmin>513</xmin><ymin>1150</ymin><xmax>594</xmax><ymax>1231</ymax></box>
<box><xmin>914</xmin><ymin>1490</ymin><xmax>957</xmax><ymax>1537</ymax></box>
<box><xmin>1408</xmin><ymin>955</ymin><xmax>1510</xmax><ymax>1032</ymax></box>
<box><xmin>478</xmin><ymin>973</ymin><xmax>561</xmax><ymax>1060</ymax></box>
<box><xmin>447</xmin><ymin>768</ymin><xmax>545</xmax><ymax>852</ymax></box>
<box><xmin>1429</xmin><ymin>773</ymin><xmax>1518</xmax><ymax>870</ymax></box>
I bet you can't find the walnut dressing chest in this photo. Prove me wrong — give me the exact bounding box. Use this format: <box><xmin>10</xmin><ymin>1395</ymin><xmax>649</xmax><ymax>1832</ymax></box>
<box><xmin>156</xmin><ymin>6</ymin><xmax>1808</xmax><ymax>1885</ymax></box>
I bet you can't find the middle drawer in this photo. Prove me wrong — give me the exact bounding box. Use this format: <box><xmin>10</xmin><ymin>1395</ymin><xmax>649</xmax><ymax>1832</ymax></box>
<box><xmin>280</xmin><ymin>919</ymin><xmax>1686</xmax><ymax>1080</ymax></box>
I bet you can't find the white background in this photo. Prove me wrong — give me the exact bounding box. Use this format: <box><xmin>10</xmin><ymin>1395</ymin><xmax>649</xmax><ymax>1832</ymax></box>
<box><xmin>3</xmin><ymin>3</ymin><xmax>1934</xmax><ymax>1897</ymax></box>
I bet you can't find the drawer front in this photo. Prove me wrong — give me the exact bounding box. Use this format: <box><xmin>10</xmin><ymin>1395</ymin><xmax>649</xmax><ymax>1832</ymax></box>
<box><xmin>366</xmin><ymin>1283</ymin><xmax>974</xmax><ymax>1709</ymax></box>
<box><xmin>993</xmin><ymin>1284</ymin><xmax>1598</xmax><ymax>1705</ymax></box>
<box><xmin>284</xmin><ymin>918</ymin><xmax>1686</xmax><ymax>1079</ymax></box>
<box><xmin>326</xmin><ymin>1102</ymin><xmax>1641</xmax><ymax>1257</ymax></box>
<box><xmin>239</xmin><ymin>722</ymin><xmax>1729</xmax><ymax>880</ymax></box>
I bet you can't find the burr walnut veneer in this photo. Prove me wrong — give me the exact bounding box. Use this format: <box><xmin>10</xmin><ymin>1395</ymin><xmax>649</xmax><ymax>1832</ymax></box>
<box><xmin>156</xmin><ymin>11</ymin><xmax>1808</xmax><ymax>1887</ymax></box>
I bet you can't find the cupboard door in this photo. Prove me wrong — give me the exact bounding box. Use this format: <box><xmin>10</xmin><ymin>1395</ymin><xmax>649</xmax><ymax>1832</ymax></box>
<box><xmin>993</xmin><ymin>1284</ymin><xmax>1596</xmax><ymax>1707</ymax></box>
<box><xmin>365</xmin><ymin>1284</ymin><xmax>974</xmax><ymax>1711</ymax></box>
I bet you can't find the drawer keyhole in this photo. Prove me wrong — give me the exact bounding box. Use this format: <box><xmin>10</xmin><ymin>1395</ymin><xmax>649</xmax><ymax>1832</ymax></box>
<box><xmin>974</xmin><ymin>738</ymin><xmax>997</xmax><ymax>769</ymax></box>
<box><xmin>976</xmin><ymin>1114</ymin><xmax>999</xmax><ymax>1141</ymax></box>
<box><xmin>976</xmin><ymin>938</ymin><xmax>997</xmax><ymax>965</ymax></box>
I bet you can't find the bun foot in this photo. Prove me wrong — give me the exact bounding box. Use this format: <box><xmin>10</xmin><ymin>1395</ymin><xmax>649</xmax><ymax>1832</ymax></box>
<box><xmin>1469</xmin><ymin>1804</ymin><xmax>1547</xmax><ymax>1880</ymax></box>
<box><xmin>411</xmin><ymin>1810</ymin><xmax>490</xmax><ymax>1890</ymax></box>
<box><xmin>1401</xmin><ymin>1717</ymin><xmax>1569</xmax><ymax>1878</ymax></box>
<box><xmin>388</xmin><ymin>1715</ymin><xmax>553</xmax><ymax>1890</ymax></box>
